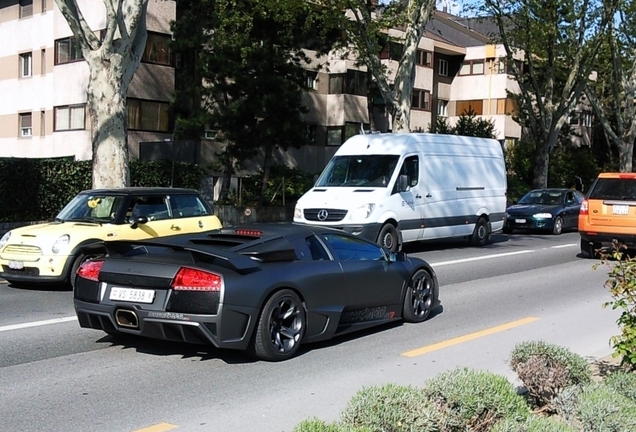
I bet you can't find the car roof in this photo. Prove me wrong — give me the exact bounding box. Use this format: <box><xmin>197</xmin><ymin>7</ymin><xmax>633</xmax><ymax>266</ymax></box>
<box><xmin>528</xmin><ymin>188</ymin><xmax>572</xmax><ymax>193</ymax></box>
<box><xmin>78</xmin><ymin>187</ymin><xmax>199</xmax><ymax>196</ymax></box>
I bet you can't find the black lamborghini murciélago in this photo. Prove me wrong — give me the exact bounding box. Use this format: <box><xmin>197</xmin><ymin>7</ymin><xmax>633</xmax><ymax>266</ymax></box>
<box><xmin>74</xmin><ymin>224</ymin><xmax>440</xmax><ymax>361</ymax></box>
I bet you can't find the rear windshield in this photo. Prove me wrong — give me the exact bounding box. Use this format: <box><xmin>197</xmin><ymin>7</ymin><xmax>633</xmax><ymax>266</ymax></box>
<box><xmin>589</xmin><ymin>178</ymin><xmax>636</xmax><ymax>200</ymax></box>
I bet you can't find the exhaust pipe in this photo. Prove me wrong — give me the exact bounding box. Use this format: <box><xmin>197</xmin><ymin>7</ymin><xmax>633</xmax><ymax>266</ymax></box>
<box><xmin>115</xmin><ymin>309</ymin><xmax>139</xmax><ymax>329</ymax></box>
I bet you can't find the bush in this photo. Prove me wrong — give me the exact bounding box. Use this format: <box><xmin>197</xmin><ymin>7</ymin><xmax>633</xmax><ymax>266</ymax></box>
<box><xmin>491</xmin><ymin>415</ymin><xmax>578</xmax><ymax>432</ymax></box>
<box><xmin>339</xmin><ymin>383</ymin><xmax>442</xmax><ymax>432</ymax></box>
<box><xmin>238</xmin><ymin>165</ymin><xmax>315</xmax><ymax>207</ymax></box>
<box><xmin>557</xmin><ymin>383</ymin><xmax>636</xmax><ymax>431</ymax></box>
<box><xmin>422</xmin><ymin>367</ymin><xmax>529</xmax><ymax>432</ymax></box>
<box><xmin>509</xmin><ymin>340</ymin><xmax>592</xmax><ymax>410</ymax></box>
<box><xmin>292</xmin><ymin>418</ymin><xmax>368</xmax><ymax>432</ymax></box>
<box><xmin>604</xmin><ymin>371</ymin><xmax>636</xmax><ymax>403</ymax></box>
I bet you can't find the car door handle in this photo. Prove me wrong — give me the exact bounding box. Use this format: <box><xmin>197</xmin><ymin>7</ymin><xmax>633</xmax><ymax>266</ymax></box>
<box><xmin>171</xmin><ymin>224</ymin><xmax>181</xmax><ymax>231</ymax></box>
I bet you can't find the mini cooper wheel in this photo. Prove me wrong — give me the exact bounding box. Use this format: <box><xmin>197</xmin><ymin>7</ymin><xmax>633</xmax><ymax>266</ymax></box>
<box><xmin>251</xmin><ymin>289</ymin><xmax>306</xmax><ymax>361</ymax></box>
<box><xmin>403</xmin><ymin>269</ymin><xmax>434</xmax><ymax>323</ymax></box>
<box><xmin>552</xmin><ymin>216</ymin><xmax>563</xmax><ymax>235</ymax></box>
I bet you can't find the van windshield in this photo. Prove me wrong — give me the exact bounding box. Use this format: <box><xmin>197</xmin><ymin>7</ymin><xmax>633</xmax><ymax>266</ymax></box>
<box><xmin>315</xmin><ymin>155</ymin><xmax>399</xmax><ymax>187</ymax></box>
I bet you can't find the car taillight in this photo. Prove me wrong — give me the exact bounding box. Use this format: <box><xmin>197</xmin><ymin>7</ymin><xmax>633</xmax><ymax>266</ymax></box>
<box><xmin>77</xmin><ymin>260</ymin><xmax>104</xmax><ymax>282</ymax></box>
<box><xmin>579</xmin><ymin>199</ymin><xmax>589</xmax><ymax>215</ymax></box>
<box><xmin>619</xmin><ymin>173</ymin><xmax>636</xmax><ymax>179</ymax></box>
<box><xmin>235</xmin><ymin>229</ymin><xmax>262</xmax><ymax>237</ymax></box>
<box><xmin>171</xmin><ymin>267</ymin><xmax>222</xmax><ymax>292</ymax></box>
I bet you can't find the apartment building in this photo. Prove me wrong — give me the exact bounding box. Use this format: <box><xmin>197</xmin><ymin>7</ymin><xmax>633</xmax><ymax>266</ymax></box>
<box><xmin>0</xmin><ymin>0</ymin><xmax>175</xmax><ymax>160</ymax></box>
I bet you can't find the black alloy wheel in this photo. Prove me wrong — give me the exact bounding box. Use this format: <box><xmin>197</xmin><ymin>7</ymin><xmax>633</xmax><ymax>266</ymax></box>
<box><xmin>402</xmin><ymin>269</ymin><xmax>434</xmax><ymax>323</ymax></box>
<box><xmin>251</xmin><ymin>289</ymin><xmax>306</xmax><ymax>361</ymax></box>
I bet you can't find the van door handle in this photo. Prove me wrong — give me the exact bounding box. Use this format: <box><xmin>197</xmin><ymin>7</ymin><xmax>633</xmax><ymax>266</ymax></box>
<box><xmin>415</xmin><ymin>194</ymin><xmax>422</xmax><ymax>199</ymax></box>
<box><xmin>426</xmin><ymin>193</ymin><xmax>432</xmax><ymax>198</ymax></box>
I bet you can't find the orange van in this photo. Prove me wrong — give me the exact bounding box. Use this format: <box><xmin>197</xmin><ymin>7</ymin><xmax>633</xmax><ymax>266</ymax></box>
<box><xmin>579</xmin><ymin>172</ymin><xmax>636</xmax><ymax>257</ymax></box>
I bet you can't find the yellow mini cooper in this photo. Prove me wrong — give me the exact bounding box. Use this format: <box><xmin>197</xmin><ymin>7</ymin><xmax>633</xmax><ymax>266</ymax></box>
<box><xmin>0</xmin><ymin>187</ymin><xmax>222</xmax><ymax>288</ymax></box>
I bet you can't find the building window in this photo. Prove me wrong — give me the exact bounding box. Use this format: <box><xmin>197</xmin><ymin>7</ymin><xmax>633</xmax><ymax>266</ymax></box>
<box><xmin>412</xmin><ymin>89</ymin><xmax>431</xmax><ymax>111</ymax></box>
<box><xmin>327</xmin><ymin>126</ymin><xmax>344</xmax><ymax>146</ymax></box>
<box><xmin>19</xmin><ymin>0</ymin><xmax>33</xmax><ymax>18</ymax></box>
<box><xmin>345</xmin><ymin>122</ymin><xmax>369</xmax><ymax>141</ymax></box>
<box><xmin>40</xmin><ymin>110</ymin><xmax>46</xmax><ymax>136</ymax></box>
<box><xmin>456</xmin><ymin>100</ymin><xmax>484</xmax><ymax>115</ymax></box>
<box><xmin>460</xmin><ymin>60</ymin><xmax>485</xmax><ymax>76</ymax></box>
<box><xmin>437</xmin><ymin>100</ymin><xmax>448</xmax><ymax>117</ymax></box>
<box><xmin>40</xmin><ymin>49</ymin><xmax>46</xmax><ymax>74</ymax></box>
<box><xmin>19</xmin><ymin>113</ymin><xmax>32</xmax><ymax>137</ymax></box>
<box><xmin>328</xmin><ymin>70</ymin><xmax>367</xmax><ymax>96</ymax></box>
<box><xmin>417</xmin><ymin>50</ymin><xmax>433</xmax><ymax>67</ymax></box>
<box><xmin>41</xmin><ymin>0</ymin><xmax>47</xmax><ymax>12</ymax></box>
<box><xmin>438</xmin><ymin>58</ymin><xmax>448</xmax><ymax>76</ymax></box>
<box><xmin>55</xmin><ymin>37</ymin><xmax>83</xmax><ymax>64</ymax></box>
<box><xmin>127</xmin><ymin>98</ymin><xmax>170</xmax><ymax>132</ymax></box>
<box><xmin>20</xmin><ymin>53</ymin><xmax>32</xmax><ymax>78</ymax></box>
<box><xmin>142</xmin><ymin>32</ymin><xmax>171</xmax><ymax>66</ymax></box>
<box><xmin>54</xmin><ymin>105</ymin><xmax>86</xmax><ymax>131</ymax></box>
<box><xmin>305</xmin><ymin>71</ymin><xmax>318</xmax><ymax>90</ymax></box>
<box><xmin>496</xmin><ymin>98</ymin><xmax>517</xmax><ymax>115</ymax></box>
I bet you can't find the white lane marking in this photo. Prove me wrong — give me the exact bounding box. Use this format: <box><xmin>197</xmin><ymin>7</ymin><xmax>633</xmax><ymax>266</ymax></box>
<box><xmin>0</xmin><ymin>316</ymin><xmax>77</xmax><ymax>333</ymax></box>
<box><xmin>430</xmin><ymin>250</ymin><xmax>534</xmax><ymax>267</ymax></box>
<box><xmin>552</xmin><ymin>243</ymin><xmax>577</xmax><ymax>249</ymax></box>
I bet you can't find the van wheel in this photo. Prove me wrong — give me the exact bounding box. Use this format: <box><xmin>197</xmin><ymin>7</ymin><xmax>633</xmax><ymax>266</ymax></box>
<box><xmin>377</xmin><ymin>224</ymin><xmax>399</xmax><ymax>252</ymax></box>
<box><xmin>471</xmin><ymin>217</ymin><xmax>490</xmax><ymax>246</ymax></box>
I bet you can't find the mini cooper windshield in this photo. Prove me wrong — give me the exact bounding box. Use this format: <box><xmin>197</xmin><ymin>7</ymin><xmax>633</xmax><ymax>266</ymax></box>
<box><xmin>315</xmin><ymin>155</ymin><xmax>400</xmax><ymax>187</ymax></box>
<box><xmin>56</xmin><ymin>194</ymin><xmax>126</xmax><ymax>223</ymax></box>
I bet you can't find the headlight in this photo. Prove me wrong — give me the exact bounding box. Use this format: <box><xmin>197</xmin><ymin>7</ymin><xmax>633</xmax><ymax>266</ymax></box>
<box><xmin>52</xmin><ymin>234</ymin><xmax>70</xmax><ymax>254</ymax></box>
<box><xmin>0</xmin><ymin>231</ymin><xmax>11</xmax><ymax>250</ymax></box>
<box><xmin>533</xmin><ymin>213</ymin><xmax>553</xmax><ymax>219</ymax></box>
<box><xmin>349</xmin><ymin>204</ymin><xmax>375</xmax><ymax>221</ymax></box>
<box><xmin>294</xmin><ymin>207</ymin><xmax>302</xmax><ymax>219</ymax></box>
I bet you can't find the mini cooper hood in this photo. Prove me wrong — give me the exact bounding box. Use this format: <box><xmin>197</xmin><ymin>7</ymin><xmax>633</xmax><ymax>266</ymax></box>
<box><xmin>8</xmin><ymin>220</ymin><xmax>113</xmax><ymax>243</ymax></box>
<box><xmin>298</xmin><ymin>187</ymin><xmax>387</xmax><ymax>208</ymax></box>
<box><xmin>507</xmin><ymin>204</ymin><xmax>560</xmax><ymax>214</ymax></box>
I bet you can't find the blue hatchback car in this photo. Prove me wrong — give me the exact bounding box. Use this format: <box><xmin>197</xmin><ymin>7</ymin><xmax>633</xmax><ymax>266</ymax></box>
<box><xmin>504</xmin><ymin>188</ymin><xmax>585</xmax><ymax>235</ymax></box>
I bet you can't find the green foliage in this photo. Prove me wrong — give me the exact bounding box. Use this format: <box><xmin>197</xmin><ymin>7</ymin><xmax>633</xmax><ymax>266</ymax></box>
<box><xmin>604</xmin><ymin>371</ymin><xmax>636</xmax><ymax>403</ymax></box>
<box><xmin>559</xmin><ymin>383</ymin><xmax>636</xmax><ymax>431</ymax></box>
<box><xmin>509</xmin><ymin>340</ymin><xmax>592</xmax><ymax>409</ymax></box>
<box><xmin>228</xmin><ymin>165</ymin><xmax>315</xmax><ymax>207</ymax></box>
<box><xmin>427</xmin><ymin>109</ymin><xmax>497</xmax><ymax>139</ymax></box>
<box><xmin>0</xmin><ymin>158</ymin><xmax>208</xmax><ymax>222</ymax></box>
<box><xmin>339</xmin><ymin>383</ymin><xmax>443</xmax><ymax>432</ymax></box>
<box><xmin>292</xmin><ymin>418</ymin><xmax>368</xmax><ymax>432</ymax></box>
<box><xmin>491</xmin><ymin>415</ymin><xmax>578</xmax><ymax>432</ymax></box>
<box><xmin>598</xmin><ymin>246</ymin><xmax>636</xmax><ymax>370</ymax></box>
<box><xmin>422</xmin><ymin>367</ymin><xmax>529</xmax><ymax>431</ymax></box>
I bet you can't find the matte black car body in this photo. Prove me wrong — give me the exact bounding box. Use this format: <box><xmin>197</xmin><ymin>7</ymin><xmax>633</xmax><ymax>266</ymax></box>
<box><xmin>503</xmin><ymin>188</ymin><xmax>585</xmax><ymax>235</ymax></box>
<box><xmin>73</xmin><ymin>224</ymin><xmax>440</xmax><ymax>361</ymax></box>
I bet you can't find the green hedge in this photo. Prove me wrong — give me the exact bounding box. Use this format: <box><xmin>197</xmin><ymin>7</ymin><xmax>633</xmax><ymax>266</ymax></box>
<box><xmin>0</xmin><ymin>158</ymin><xmax>208</xmax><ymax>222</ymax></box>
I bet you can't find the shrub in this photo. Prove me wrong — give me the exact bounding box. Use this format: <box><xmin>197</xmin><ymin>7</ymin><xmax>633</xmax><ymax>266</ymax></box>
<box><xmin>491</xmin><ymin>415</ymin><xmax>578</xmax><ymax>432</ymax></box>
<box><xmin>604</xmin><ymin>371</ymin><xmax>636</xmax><ymax>403</ymax></box>
<box><xmin>292</xmin><ymin>418</ymin><xmax>368</xmax><ymax>432</ymax></box>
<box><xmin>422</xmin><ymin>367</ymin><xmax>529</xmax><ymax>432</ymax></box>
<box><xmin>509</xmin><ymin>340</ymin><xmax>592</xmax><ymax>410</ymax></box>
<box><xmin>598</xmin><ymin>246</ymin><xmax>636</xmax><ymax>370</ymax></box>
<box><xmin>557</xmin><ymin>383</ymin><xmax>636</xmax><ymax>431</ymax></box>
<box><xmin>339</xmin><ymin>383</ymin><xmax>442</xmax><ymax>432</ymax></box>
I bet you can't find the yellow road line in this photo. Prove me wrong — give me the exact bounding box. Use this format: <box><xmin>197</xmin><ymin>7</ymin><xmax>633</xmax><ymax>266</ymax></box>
<box><xmin>401</xmin><ymin>316</ymin><xmax>540</xmax><ymax>358</ymax></box>
<box><xmin>133</xmin><ymin>423</ymin><xmax>178</xmax><ymax>432</ymax></box>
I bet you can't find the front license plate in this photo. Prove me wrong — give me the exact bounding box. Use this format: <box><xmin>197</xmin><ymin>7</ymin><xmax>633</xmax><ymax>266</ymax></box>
<box><xmin>613</xmin><ymin>205</ymin><xmax>629</xmax><ymax>215</ymax></box>
<box><xmin>109</xmin><ymin>287</ymin><xmax>155</xmax><ymax>304</ymax></box>
<box><xmin>8</xmin><ymin>260</ymin><xmax>24</xmax><ymax>270</ymax></box>
<box><xmin>515</xmin><ymin>219</ymin><xmax>526</xmax><ymax>223</ymax></box>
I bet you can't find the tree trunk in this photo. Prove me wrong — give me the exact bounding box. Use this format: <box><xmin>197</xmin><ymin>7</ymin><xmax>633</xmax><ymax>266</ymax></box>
<box><xmin>532</xmin><ymin>142</ymin><xmax>550</xmax><ymax>189</ymax></box>
<box><xmin>218</xmin><ymin>149</ymin><xmax>234</xmax><ymax>202</ymax></box>
<box><xmin>619</xmin><ymin>140</ymin><xmax>634</xmax><ymax>172</ymax></box>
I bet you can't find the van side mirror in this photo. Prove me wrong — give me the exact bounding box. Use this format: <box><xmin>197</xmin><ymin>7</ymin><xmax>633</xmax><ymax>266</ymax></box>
<box><xmin>397</xmin><ymin>175</ymin><xmax>409</xmax><ymax>192</ymax></box>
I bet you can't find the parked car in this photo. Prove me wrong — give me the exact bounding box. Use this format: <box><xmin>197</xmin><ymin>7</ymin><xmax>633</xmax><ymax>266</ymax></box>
<box><xmin>73</xmin><ymin>224</ymin><xmax>440</xmax><ymax>361</ymax></box>
<box><xmin>579</xmin><ymin>172</ymin><xmax>636</xmax><ymax>258</ymax></box>
<box><xmin>503</xmin><ymin>188</ymin><xmax>585</xmax><ymax>235</ymax></box>
<box><xmin>0</xmin><ymin>187</ymin><xmax>222</xmax><ymax>288</ymax></box>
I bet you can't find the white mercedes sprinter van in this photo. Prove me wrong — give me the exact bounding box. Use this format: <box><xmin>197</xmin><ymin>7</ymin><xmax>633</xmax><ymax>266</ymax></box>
<box><xmin>293</xmin><ymin>133</ymin><xmax>507</xmax><ymax>250</ymax></box>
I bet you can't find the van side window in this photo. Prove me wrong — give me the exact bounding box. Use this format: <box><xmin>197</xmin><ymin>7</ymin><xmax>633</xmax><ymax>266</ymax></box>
<box><xmin>393</xmin><ymin>156</ymin><xmax>418</xmax><ymax>193</ymax></box>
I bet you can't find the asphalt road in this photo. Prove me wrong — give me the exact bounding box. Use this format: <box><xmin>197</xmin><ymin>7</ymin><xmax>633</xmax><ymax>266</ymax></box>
<box><xmin>0</xmin><ymin>231</ymin><xmax>621</xmax><ymax>432</ymax></box>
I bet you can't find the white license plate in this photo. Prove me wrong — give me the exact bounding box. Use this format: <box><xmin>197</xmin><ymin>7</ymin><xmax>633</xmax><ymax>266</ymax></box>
<box><xmin>515</xmin><ymin>219</ymin><xmax>526</xmax><ymax>223</ymax></box>
<box><xmin>109</xmin><ymin>287</ymin><xmax>155</xmax><ymax>304</ymax></box>
<box><xmin>613</xmin><ymin>205</ymin><xmax>629</xmax><ymax>215</ymax></box>
<box><xmin>8</xmin><ymin>260</ymin><xmax>24</xmax><ymax>270</ymax></box>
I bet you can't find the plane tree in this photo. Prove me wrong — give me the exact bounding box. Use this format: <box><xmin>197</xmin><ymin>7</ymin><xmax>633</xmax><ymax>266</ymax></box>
<box><xmin>54</xmin><ymin>0</ymin><xmax>150</xmax><ymax>188</ymax></box>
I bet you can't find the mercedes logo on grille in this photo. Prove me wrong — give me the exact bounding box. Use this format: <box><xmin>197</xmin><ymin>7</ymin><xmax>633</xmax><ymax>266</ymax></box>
<box><xmin>317</xmin><ymin>209</ymin><xmax>329</xmax><ymax>221</ymax></box>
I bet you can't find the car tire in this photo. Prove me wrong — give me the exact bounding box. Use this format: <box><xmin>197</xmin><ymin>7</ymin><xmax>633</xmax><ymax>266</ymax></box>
<box><xmin>470</xmin><ymin>217</ymin><xmax>491</xmax><ymax>246</ymax></box>
<box><xmin>503</xmin><ymin>227</ymin><xmax>513</xmax><ymax>234</ymax></box>
<box><xmin>580</xmin><ymin>239</ymin><xmax>602</xmax><ymax>258</ymax></box>
<box><xmin>250</xmin><ymin>289</ymin><xmax>305</xmax><ymax>362</ymax></box>
<box><xmin>377</xmin><ymin>223</ymin><xmax>399</xmax><ymax>252</ymax></box>
<box><xmin>402</xmin><ymin>269</ymin><xmax>435</xmax><ymax>323</ymax></box>
<box><xmin>552</xmin><ymin>216</ymin><xmax>563</xmax><ymax>235</ymax></box>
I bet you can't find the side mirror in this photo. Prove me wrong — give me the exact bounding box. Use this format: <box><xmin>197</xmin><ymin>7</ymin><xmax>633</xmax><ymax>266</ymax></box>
<box><xmin>397</xmin><ymin>174</ymin><xmax>409</xmax><ymax>192</ymax></box>
<box><xmin>388</xmin><ymin>251</ymin><xmax>407</xmax><ymax>262</ymax></box>
<box><xmin>130</xmin><ymin>216</ymin><xmax>149</xmax><ymax>229</ymax></box>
